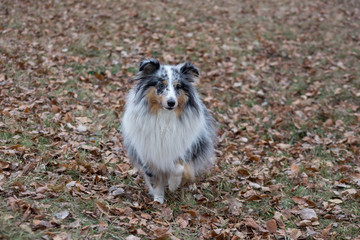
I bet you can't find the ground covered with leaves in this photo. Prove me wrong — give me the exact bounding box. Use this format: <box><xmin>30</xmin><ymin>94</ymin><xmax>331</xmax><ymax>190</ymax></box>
<box><xmin>1</xmin><ymin>0</ymin><xmax>360</xmax><ymax>239</ymax></box>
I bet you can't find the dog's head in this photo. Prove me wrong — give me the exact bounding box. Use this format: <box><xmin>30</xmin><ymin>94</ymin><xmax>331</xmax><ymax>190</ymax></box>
<box><xmin>132</xmin><ymin>59</ymin><xmax>200</xmax><ymax>115</ymax></box>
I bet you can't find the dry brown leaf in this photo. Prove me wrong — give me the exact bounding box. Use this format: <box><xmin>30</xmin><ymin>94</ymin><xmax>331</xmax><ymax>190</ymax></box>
<box><xmin>300</xmin><ymin>208</ymin><xmax>318</xmax><ymax>221</ymax></box>
<box><xmin>140</xmin><ymin>213</ymin><xmax>152</xmax><ymax>220</ymax></box>
<box><xmin>63</xmin><ymin>112</ymin><xmax>73</xmax><ymax>123</ymax></box>
<box><xmin>32</xmin><ymin>219</ymin><xmax>54</xmax><ymax>230</ymax></box>
<box><xmin>299</xmin><ymin>220</ymin><xmax>312</xmax><ymax>227</ymax></box>
<box><xmin>266</xmin><ymin>219</ymin><xmax>277</xmax><ymax>233</ymax></box>
<box><xmin>286</xmin><ymin>228</ymin><xmax>302</xmax><ymax>240</ymax></box>
<box><xmin>95</xmin><ymin>201</ymin><xmax>109</xmax><ymax>216</ymax></box>
<box><xmin>68</xmin><ymin>219</ymin><xmax>81</xmax><ymax>229</ymax></box>
<box><xmin>243</xmin><ymin>217</ymin><xmax>266</xmax><ymax>232</ymax></box>
<box><xmin>273</xmin><ymin>211</ymin><xmax>286</xmax><ymax>228</ymax></box>
<box><xmin>328</xmin><ymin>199</ymin><xmax>343</xmax><ymax>204</ymax></box>
<box><xmin>290</xmin><ymin>164</ymin><xmax>300</xmax><ymax>176</ymax></box>
<box><xmin>228</xmin><ymin>198</ymin><xmax>242</xmax><ymax>216</ymax></box>
<box><xmin>153</xmin><ymin>227</ymin><xmax>170</xmax><ymax>239</ymax></box>
<box><xmin>237</xmin><ymin>168</ymin><xmax>250</xmax><ymax>178</ymax></box>
<box><xmin>176</xmin><ymin>215</ymin><xmax>189</xmax><ymax>229</ymax></box>
<box><xmin>277</xmin><ymin>143</ymin><xmax>291</xmax><ymax>150</ymax></box>
<box><xmin>22</xmin><ymin>162</ymin><xmax>36</xmax><ymax>175</ymax></box>
<box><xmin>137</xmin><ymin>228</ymin><xmax>147</xmax><ymax>235</ymax></box>
<box><xmin>162</xmin><ymin>207</ymin><xmax>173</xmax><ymax>221</ymax></box>
<box><xmin>36</xmin><ymin>186</ymin><xmax>48</xmax><ymax>194</ymax></box>
<box><xmin>117</xmin><ymin>163</ymin><xmax>131</xmax><ymax>173</ymax></box>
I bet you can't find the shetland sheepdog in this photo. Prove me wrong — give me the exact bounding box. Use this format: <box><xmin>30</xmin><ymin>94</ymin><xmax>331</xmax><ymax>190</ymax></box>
<box><xmin>121</xmin><ymin>59</ymin><xmax>216</xmax><ymax>203</ymax></box>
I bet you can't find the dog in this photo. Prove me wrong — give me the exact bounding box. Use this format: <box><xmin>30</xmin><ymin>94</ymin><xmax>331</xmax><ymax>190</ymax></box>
<box><xmin>121</xmin><ymin>59</ymin><xmax>216</xmax><ymax>203</ymax></box>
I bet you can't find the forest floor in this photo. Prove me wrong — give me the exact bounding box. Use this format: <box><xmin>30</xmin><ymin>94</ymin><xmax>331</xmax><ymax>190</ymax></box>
<box><xmin>0</xmin><ymin>0</ymin><xmax>359</xmax><ymax>239</ymax></box>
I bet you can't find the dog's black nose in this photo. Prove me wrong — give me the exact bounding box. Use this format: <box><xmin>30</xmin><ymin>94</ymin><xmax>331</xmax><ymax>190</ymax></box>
<box><xmin>167</xmin><ymin>99</ymin><xmax>176</xmax><ymax>108</ymax></box>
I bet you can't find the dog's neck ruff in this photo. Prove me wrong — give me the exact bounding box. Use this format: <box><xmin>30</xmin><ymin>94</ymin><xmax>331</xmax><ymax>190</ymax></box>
<box><xmin>122</xmin><ymin>89</ymin><xmax>205</xmax><ymax>173</ymax></box>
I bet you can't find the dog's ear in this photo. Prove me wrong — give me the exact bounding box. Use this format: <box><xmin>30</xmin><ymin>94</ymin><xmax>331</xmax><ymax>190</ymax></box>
<box><xmin>131</xmin><ymin>59</ymin><xmax>160</xmax><ymax>82</ymax></box>
<box><xmin>179</xmin><ymin>62</ymin><xmax>200</xmax><ymax>82</ymax></box>
<box><xmin>139</xmin><ymin>59</ymin><xmax>160</xmax><ymax>74</ymax></box>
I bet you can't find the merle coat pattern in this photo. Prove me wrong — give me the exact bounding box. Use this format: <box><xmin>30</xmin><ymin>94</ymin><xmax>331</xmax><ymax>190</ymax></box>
<box><xmin>121</xmin><ymin>59</ymin><xmax>216</xmax><ymax>203</ymax></box>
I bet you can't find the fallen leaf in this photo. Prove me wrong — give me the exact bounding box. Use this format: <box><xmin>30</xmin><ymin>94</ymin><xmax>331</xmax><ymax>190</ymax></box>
<box><xmin>136</xmin><ymin>228</ymin><xmax>147</xmax><ymax>235</ymax></box>
<box><xmin>342</xmin><ymin>188</ymin><xmax>357</xmax><ymax>196</ymax></box>
<box><xmin>110</xmin><ymin>187</ymin><xmax>124</xmax><ymax>197</ymax></box>
<box><xmin>140</xmin><ymin>213</ymin><xmax>152</xmax><ymax>220</ymax></box>
<box><xmin>64</xmin><ymin>112</ymin><xmax>73</xmax><ymax>123</ymax></box>
<box><xmin>266</xmin><ymin>219</ymin><xmax>277</xmax><ymax>233</ymax></box>
<box><xmin>300</xmin><ymin>208</ymin><xmax>318</xmax><ymax>221</ymax></box>
<box><xmin>125</xmin><ymin>235</ymin><xmax>141</xmax><ymax>240</ymax></box>
<box><xmin>176</xmin><ymin>215</ymin><xmax>189</xmax><ymax>229</ymax></box>
<box><xmin>321</xmin><ymin>223</ymin><xmax>333</xmax><ymax>236</ymax></box>
<box><xmin>153</xmin><ymin>227</ymin><xmax>170</xmax><ymax>238</ymax></box>
<box><xmin>53</xmin><ymin>232</ymin><xmax>70</xmax><ymax>240</ymax></box>
<box><xmin>290</xmin><ymin>164</ymin><xmax>300</xmax><ymax>176</ymax></box>
<box><xmin>36</xmin><ymin>186</ymin><xmax>48</xmax><ymax>194</ymax></box>
<box><xmin>328</xmin><ymin>199</ymin><xmax>343</xmax><ymax>204</ymax></box>
<box><xmin>298</xmin><ymin>220</ymin><xmax>312</xmax><ymax>227</ymax></box>
<box><xmin>54</xmin><ymin>210</ymin><xmax>70</xmax><ymax>220</ymax></box>
<box><xmin>22</xmin><ymin>162</ymin><xmax>35</xmax><ymax>175</ymax></box>
<box><xmin>237</xmin><ymin>168</ymin><xmax>250</xmax><ymax>178</ymax></box>
<box><xmin>162</xmin><ymin>207</ymin><xmax>173</xmax><ymax>221</ymax></box>
<box><xmin>243</xmin><ymin>217</ymin><xmax>267</xmax><ymax>232</ymax></box>
<box><xmin>286</xmin><ymin>228</ymin><xmax>302</xmax><ymax>240</ymax></box>
<box><xmin>68</xmin><ymin>219</ymin><xmax>81</xmax><ymax>229</ymax></box>
<box><xmin>76</xmin><ymin>124</ymin><xmax>87</xmax><ymax>132</ymax></box>
<box><xmin>292</xmin><ymin>196</ymin><xmax>316</xmax><ymax>207</ymax></box>
<box><xmin>278</xmin><ymin>143</ymin><xmax>291</xmax><ymax>150</ymax></box>
<box><xmin>32</xmin><ymin>219</ymin><xmax>54</xmax><ymax>230</ymax></box>
<box><xmin>65</xmin><ymin>181</ymin><xmax>77</xmax><ymax>190</ymax></box>
<box><xmin>95</xmin><ymin>201</ymin><xmax>109</xmax><ymax>216</ymax></box>
<box><xmin>117</xmin><ymin>163</ymin><xmax>131</xmax><ymax>173</ymax></box>
<box><xmin>228</xmin><ymin>198</ymin><xmax>242</xmax><ymax>216</ymax></box>
<box><xmin>273</xmin><ymin>211</ymin><xmax>287</xmax><ymax>228</ymax></box>
<box><xmin>76</xmin><ymin>116</ymin><xmax>92</xmax><ymax>124</ymax></box>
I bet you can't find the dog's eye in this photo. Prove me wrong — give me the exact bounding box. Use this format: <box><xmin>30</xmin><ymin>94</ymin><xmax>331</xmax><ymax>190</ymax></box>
<box><xmin>158</xmin><ymin>81</ymin><xmax>165</xmax><ymax>89</ymax></box>
<box><xmin>175</xmin><ymin>84</ymin><xmax>181</xmax><ymax>90</ymax></box>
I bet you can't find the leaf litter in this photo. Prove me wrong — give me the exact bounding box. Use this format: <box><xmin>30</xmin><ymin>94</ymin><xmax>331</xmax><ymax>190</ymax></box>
<box><xmin>0</xmin><ymin>0</ymin><xmax>360</xmax><ymax>239</ymax></box>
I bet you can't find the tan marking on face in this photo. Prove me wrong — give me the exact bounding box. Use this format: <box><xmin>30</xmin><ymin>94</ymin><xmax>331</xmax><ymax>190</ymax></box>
<box><xmin>175</xmin><ymin>90</ymin><xmax>188</xmax><ymax>117</ymax></box>
<box><xmin>146</xmin><ymin>87</ymin><xmax>162</xmax><ymax>114</ymax></box>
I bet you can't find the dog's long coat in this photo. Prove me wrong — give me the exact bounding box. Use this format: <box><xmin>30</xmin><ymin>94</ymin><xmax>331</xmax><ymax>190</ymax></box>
<box><xmin>122</xmin><ymin>59</ymin><xmax>216</xmax><ymax>203</ymax></box>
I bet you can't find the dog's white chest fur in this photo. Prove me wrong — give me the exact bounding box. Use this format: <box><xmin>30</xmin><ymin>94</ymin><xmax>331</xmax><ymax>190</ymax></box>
<box><xmin>122</xmin><ymin>92</ymin><xmax>204</xmax><ymax>172</ymax></box>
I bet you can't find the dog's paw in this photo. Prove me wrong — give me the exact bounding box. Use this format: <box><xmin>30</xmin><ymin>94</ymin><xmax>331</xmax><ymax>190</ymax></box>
<box><xmin>188</xmin><ymin>183</ymin><xmax>197</xmax><ymax>192</ymax></box>
<box><xmin>168</xmin><ymin>175</ymin><xmax>182</xmax><ymax>192</ymax></box>
<box><xmin>153</xmin><ymin>195</ymin><xmax>164</xmax><ymax>204</ymax></box>
<box><xmin>168</xmin><ymin>181</ymin><xmax>180</xmax><ymax>192</ymax></box>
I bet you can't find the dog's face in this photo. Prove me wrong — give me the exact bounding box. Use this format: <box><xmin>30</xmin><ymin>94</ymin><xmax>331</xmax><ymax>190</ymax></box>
<box><xmin>133</xmin><ymin>59</ymin><xmax>199</xmax><ymax>115</ymax></box>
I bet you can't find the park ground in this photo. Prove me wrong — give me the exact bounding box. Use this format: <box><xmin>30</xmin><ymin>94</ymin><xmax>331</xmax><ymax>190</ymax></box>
<box><xmin>0</xmin><ymin>0</ymin><xmax>359</xmax><ymax>239</ymax></box>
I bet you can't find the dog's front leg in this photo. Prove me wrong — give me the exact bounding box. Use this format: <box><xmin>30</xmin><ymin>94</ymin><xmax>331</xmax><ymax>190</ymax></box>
<box><xmin>168</xmin><ymin>162</ymin><xmax>184</xmax><ymax>192</ymax></box>
<box><xmin>152</xmin><ymin>180</ymin><xmax>165</xmax><ymax>204</ymax></box>
<box><xmin>144</xmin><ymin>173</ymin><xmax>165</xmax><ymax>203</ymax></box>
